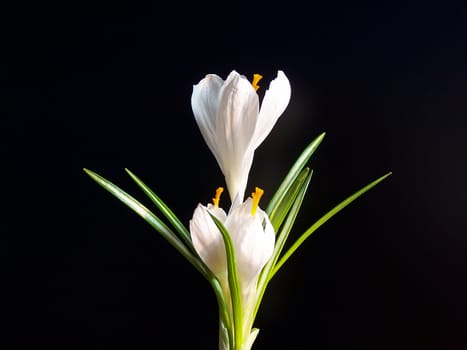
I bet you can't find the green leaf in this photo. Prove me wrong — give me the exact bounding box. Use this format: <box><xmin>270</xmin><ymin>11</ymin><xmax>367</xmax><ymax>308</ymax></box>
<box><xmin>268</xmin><ymin>168</ymin><xmax>312</xmax><ymax>231</ymax></box>
<box><xmin>272</xmin><ymin>171</ymin><xmax>392</xmax><ymax>275</ymax></box>
<box><xmin>251</xmin><ymin>167</ymin><xmax>313</xmax><ymax>326</ymax></box>
<box><xmin>209</xmin><ymin>213</ymin><xmax>243</xmax><ymax>349</ymax></box>
<box><xmin>124</xmin><ymin>168</ymin><xmax>194</xmax><ymax>251</ymax></box>
<box><xmin>268</xmin><ymin>169</ymin><xmax>313</xmax><ymax>280</ymax></box>
<box><xmin>266</xmin><ymin>132</ymin><xmax>325</xmax><ymax>217</ymax></box>
<box><xmin>83</xmin><ymin>168</ymin><xmax>209</xmax><ymax>278</ymax></box>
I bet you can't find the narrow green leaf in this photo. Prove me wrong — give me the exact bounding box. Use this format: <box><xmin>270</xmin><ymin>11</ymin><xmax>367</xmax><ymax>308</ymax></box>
<box><xmin>124</xmin><ymin>168</ymin><xmax>194</xmax><ymax>251</ymax></box>
<box><xmin>273</xmin><ymin>171</ymin><xmax>392</xmax><ymax>275</ymax></box>
<box><xmin>266</xmin><ymin>132</ymin><xmax>325</xmax><ymax>216</ymax></box>
<box><xmin>269</xmin><ymin>168</ymin><xmax>312</xmax><ymax>231</ymax></box>
<box><xmin>251</xmin><ymin>168</ymin><xmax>313</xmax><ymax>325</ymax></box>
<box><xmin>83</xmin><ymin>168</ymin><xmax>209</xmax><ymax>278</ymax></box>
<box><xmin>209</xmin><ymin>213</ymin><xmax>243</xmax><ymax>348</ymax></box>
<box><xmin>212</xmin><ymin>277</ymin><xmax>232</xmax><ymax>343</ymax></box>
<box><xmin>268</xmin><ymin>169</ymin><xmax>313</xmax><ymax>279</ymax></box>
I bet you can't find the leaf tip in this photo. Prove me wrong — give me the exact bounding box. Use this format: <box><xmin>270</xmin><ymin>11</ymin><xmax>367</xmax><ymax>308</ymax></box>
<box><xmin>382</xmin><ymin>171</ymin><xmax>393</xmax><ymax>179</ymax></box>
<box><xmin>124</xmin><ymin>168</ymin><xmax>138</xmax><ymax>180</ymax></box>
<box><xmin>313</xmin><ymin>131</ymin><xmax>326</xmax><ymax>147</ymax></box>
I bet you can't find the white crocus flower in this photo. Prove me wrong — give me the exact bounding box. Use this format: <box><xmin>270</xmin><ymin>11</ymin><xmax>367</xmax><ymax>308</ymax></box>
<box><xmin>190</xmin><ymin>187</ymin><xmax>275</xmax><ymax>349</ymax></box>
<box><xmin>190</xmin><ymin>187</ymin><xmax>275</xmax><ymax>298</ymax></box>
<box><xmin>189</xmin><ymin>188</ymin><xmax>229</xmax><ymax>282</ymax></box>
<box><xmin>191</xmin><ymin>70</ymin><xmax>291</xmax><ymax>209</ymax></box>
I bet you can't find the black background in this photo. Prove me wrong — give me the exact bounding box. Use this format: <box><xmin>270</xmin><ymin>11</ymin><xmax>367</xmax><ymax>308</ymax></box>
<box><xmin>4</xmin><ymin>0</ymin><xmax>467</xmax><ymax>349</ymax></box>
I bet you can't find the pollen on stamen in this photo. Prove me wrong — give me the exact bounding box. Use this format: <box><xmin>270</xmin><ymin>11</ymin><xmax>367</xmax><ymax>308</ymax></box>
<box><xmin>252</xmin><ymin>73</ymin><xmax>263</xmax><ymax>91</ymax></box>
<box><xmin>212</xmin><ymin>187</ymin><xmax>224</xmax><ymax>207</ymax></box>
<box><xmin>251</xmin><ymin>187</ymin><xmax>264</xmax><ymax>215</ymax></box>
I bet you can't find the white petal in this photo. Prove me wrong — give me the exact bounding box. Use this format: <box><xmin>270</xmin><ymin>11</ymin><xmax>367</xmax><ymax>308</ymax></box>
<box><xmin>253</xmin><ymin>70</ymin><xmax>291</xmax><ymax>149</ymax></box>
<box><xmin>189</xmin><ymin>204</ymin><xmax>227</xmax><ymax>278</ymax></box>
<box><xmin>206</xmin><ymin>203</ymin><xmax>227</xmax><ymax>222</ymax></box>
<box><xmin>216</xmin><ymin>71</ymin><xmax>259</xmax><ymax>204</ymax></box>
<box><xmin>217</xmin><ymin>71</ymin><xmax>259</xmax><ymax>157</ymax></box>
<box><xmin>226</xmin><ymin>151</ymin><xmax>255</xmax><ymax>211</ymax></box>
<box><xmin>191</xmin><ymin>74</ymin><xmax>225</xmax><ymax>172</ymax></box>
<box><xmin>225</xmin><ymin>199</ymin><xmax>275</xmax><ymax>287</ymax></box>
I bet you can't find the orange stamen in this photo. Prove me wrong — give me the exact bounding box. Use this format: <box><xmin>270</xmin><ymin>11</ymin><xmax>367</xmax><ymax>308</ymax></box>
<box><xmin>252</xmin><ymin>73</ymin><xmax>263</xmax><ymax>91</ymax></box>
<box><xmin>251</xmin><ymin>187</ymin><xmax>264</xmax><ymax>215</ymax></box>
<box><xmin>212</xmin><ymin>187</ymin><xmax>224</xmax><ymax>207</ymax></box>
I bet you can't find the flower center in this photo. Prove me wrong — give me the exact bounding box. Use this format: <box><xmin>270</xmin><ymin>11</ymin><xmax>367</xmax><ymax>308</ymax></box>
<box><xmin>251</xmin><ymin>187</ymin><xmax>264</xmax><ymax>215</ymax></box>
<box><xmin>251</xmin><ymin>73</ymin><xmax>263</xmax><ymax>91</ymax></box>
<box><xmin>212</xmin><ymin>187</ymin><xmax>224</xmax><ymax>207</ymax></box>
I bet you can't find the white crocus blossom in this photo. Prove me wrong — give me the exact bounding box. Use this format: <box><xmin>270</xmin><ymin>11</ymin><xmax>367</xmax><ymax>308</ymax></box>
<box><xmin>191</xmin><ymin>70</ymin><xmax>291</xmax><ymax>209</ymax></box>
<box><xmin>189</xmin><ymin>187</ymin><xmax>275</xmax><ymax>307</ymax></box>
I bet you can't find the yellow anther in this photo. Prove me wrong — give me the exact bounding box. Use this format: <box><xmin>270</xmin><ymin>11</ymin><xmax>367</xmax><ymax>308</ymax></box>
<box><xmin>212</xmin><ymin>187</ymin><xmax>224</xmax><ymax>207</ymax></box>
<box><xmin>251</xmin><ymin>187</ymin><xmax>264</xmax><ymax>215</ymax></box>
<box><xmin>252</xmin><ymin>73</ymin><xmax>263</xmax><ymax>91</ymax></box>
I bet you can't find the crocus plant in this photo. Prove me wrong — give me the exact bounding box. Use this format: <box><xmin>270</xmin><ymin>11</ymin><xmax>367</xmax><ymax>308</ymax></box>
<box><xmin>84</xmin><ymin>70</ymin><xmax>391</xmax><ymax>350</ymax></box>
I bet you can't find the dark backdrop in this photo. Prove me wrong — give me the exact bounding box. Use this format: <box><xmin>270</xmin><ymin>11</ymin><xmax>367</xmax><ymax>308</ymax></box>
<box><xmin>4</xmin><ymin>1</ymin><xmax>466</xmax><ymax>349</ymax></box>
